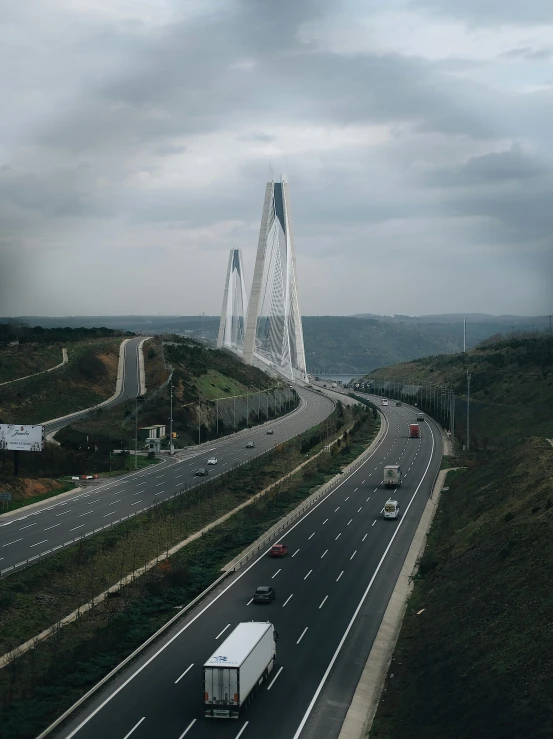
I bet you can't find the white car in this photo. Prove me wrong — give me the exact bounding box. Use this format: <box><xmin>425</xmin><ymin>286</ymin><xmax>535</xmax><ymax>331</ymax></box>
<box><xmin>382</xmin><ymin>400</ymin><xmax>388</xmax><ymax>406</ymax></box>
<box><xmin>207</xmin><ymin>457</ymin><xmax>218</xmax><ymax>465</ymax></box>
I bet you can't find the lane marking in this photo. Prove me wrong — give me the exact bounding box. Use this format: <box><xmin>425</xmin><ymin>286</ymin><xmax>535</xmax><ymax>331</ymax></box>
<box><xmin>308</xmin><ymin>532</ymin><xmax>315</xmax><ymax>540</ymax></box>
<box><xmin>357</xmin><ymin>507</ymin><xmax>362</xmax><ymax>513</ymax></box>
<box><xmin>350</xmin><ymin>550</ymin><xmax>357</xmax><ymax>560</ymax></box>
<box><xmin>271</xmin><ymin>569</ymin><xmax>281</xmax><ymax>579</ymax></box>
<box><xmin>347</xmin><ymin>519</ymin><xmax>353</xmax><ymax>526</ymax></box>
<box><xmin>177</xmin><ymin>719</ymin><xmax>196</xmax><ymax>738</ymax></box>
<box><xmin>354</xmin><ymin>488</ymin><xmax>358</xmax><ymax>492</ymax></box>
<box><xmin>55</xmin><ymin>405</ymin><xmax>394</xmax><ymax>739</ymax></box>
<box><xmin>373</xmin><ymin>488</ymin><xmax>378</xmax><ymax>492</ymax></box>
<box><xmin>2</xmin><ymin>538</ymin><xmax>23</xmax><ymax>547</ymax></box>
<box><xmin>19</xmin><ymin>523</ymin><xmax>37</xmax><ymax>530</ymax></box>
<box><xmin>345</xmin><ymin>497</ymin><xmax>349</xmax><ymax>501</ymax></box>
<box><xmin>174</xmin><ymin>664</ymin><xmax>194</xmax><ymax>684</ymax></box>
<box><xmin>296</xmin><ymin>627</ymin><xmax>308</xmax><ymax>644</ymax></box>
<box><xmin>319</xmin><ymin>595</ymin><xmax>328</xmax><ymax>609</ymax></box>
<box><xmin>292</xmin><ymin>549</ymin><xmax>300</xmax><ymax>558</ymax></box>
<box><xmin>44</xmin><ymin>523</ymin><xmax>61</xmax><ymax>531</ymax></box>
<box><xmin>282</xmin><ymin>594</ymin><xmax>293</xmax><ymax>607</ymax></box>
<box><xmin>322</xmin><ymin>518</ymin><xmax>328</xmax><ymax>525</ymax></box>
<box><xmin>122</xmin><ymin>717</ymin><xmax>145</xmax><ymax>739</ymax></box>
<box><xmin>366</xmin><ymin>496</ymin><xmax>371</xmax><ymax>502</ymax></box>
<box><xmin>362</xmin><ymin>479</ymin><xmax>365</xmax><ymax>484</ymax></box>
<box><xmin>235</xmin><ymin>721</ymin><xmax>249</xmax><ymax>738</ymax></box>
<box><xmin>334</xmin><ymin>507</ymin><xmax>340</xmax><ymax>512</ymax></box>
<box><xmin>155</xmin><ymin>483</ymin><xmax>163</xmax><ymax>487</ymax></box>
<box><xmin>267</xmin><ymin>668</ymin><xmax>283</xmax><ymax>690</ymax></box>
<box><xmin>321</xmin><ymin>550</ymin><xmax>328</xmax><ymax>559</ymax></box>
<box><xmin>55</xmin><ymin>510</ymin><xmax>71</xmax><ymax>517</ymax></box>
<box><xmin>304</xmin><ymin>570</ymin><xmax>312</xmax><ymax>580</ymax></box>
<box><xmin>335</xmin><ymin>533</ymin><xmax>341</xmax><ymax>540</ymax></box>
<box><xmin>336</xmin><ymin>571</ymin><xmax>344</xmax><ymax>582</ymax></box>
<box><xmin>362</xmin><ymin>534</ymin><xmax>368</xmax><ymax>541</ymax></box>
<box><xmin>131</xmin><ymin>500</ymin><xmax>142</xmax><ymax>506</ymax></box>
<box><xmin>372</xmin><ymin>520</ymin><xmax>377</xmax><ymax>527</ymax></box>
<box><xmin>69</xmin><ymin>525</ymin><xmax>85</xmax><ymax>532</ymax></box>
<box><xmin>291</xmin><ymin>423</ymin><xmax>436</xmax><ymax>739</ymax></box>
<box><xmin>103</xmin><ymin>512</ymin><xmax>116</xmax><ymax>517</ymax></box>
<box><xmin>30</xmin><ymin>540</ymin><xmax>48</xmax><ymax>548</ymax></box>
<box><xmin>216</xmin><ymin>624</ymin><xmax>231</xmax><ymax>639</ymax></box>
<box><xmin>154</xmin><ymin>492</ymin><xmax>163</xmax><ymax>496</ymax></box>
<box><xmin>246</xmin><ymin>598</ymin><xmax>253</xmax><ymax>606</ymax></box>
<box><xmin>78</xmin><ymin>511</ymin><xmax>94</xmax><ymax>518</ymax></box>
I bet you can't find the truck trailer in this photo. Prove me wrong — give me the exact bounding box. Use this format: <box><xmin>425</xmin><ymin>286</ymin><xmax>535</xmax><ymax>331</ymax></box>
<box><xmin>409</xmin><ymin>423</ymin><xmax>420</xmax><ymax>438</ymax></box>
<box><xmin>383</xmin><ymin>464</ymin><xmax>402</xmax><ymax>488</ymax></box>
<box><xmin>204</xmin><ymin>622</ymin><xmax>276</xmax><ymax>718</ymax></box>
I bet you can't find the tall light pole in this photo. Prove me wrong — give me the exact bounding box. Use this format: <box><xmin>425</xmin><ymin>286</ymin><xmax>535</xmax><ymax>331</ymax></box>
<box><xmin>466</xmin><ymin>372</ymin><xmax>471</xmax><ymax>451</ymax></box>
<box><xmin>198</xmin><ymin>397</ymin><xmax>201</xmax><ymax>446</ymax></box>
<box><xmin>169</xmin><ymin>382</ymin><xmax>173</xmax><ymax>455</ymax></box>
<box><xmin>134</xmin><ymin>395</ymin><xmax>141</xmax><ymax>469</ymax></box>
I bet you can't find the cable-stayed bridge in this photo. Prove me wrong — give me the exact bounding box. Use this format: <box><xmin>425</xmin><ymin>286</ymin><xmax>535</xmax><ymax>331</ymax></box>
<box><xmin>217</xmin><ymin>177</ymin><xmax>308</xmax><ymax>384</ymax></box>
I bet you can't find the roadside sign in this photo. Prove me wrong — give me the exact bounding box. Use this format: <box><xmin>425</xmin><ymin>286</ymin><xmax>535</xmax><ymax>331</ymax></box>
<box><xmin>0</xmin><ymin>492</ymin><xmax>12</xmax><ymax>501</ymax></box>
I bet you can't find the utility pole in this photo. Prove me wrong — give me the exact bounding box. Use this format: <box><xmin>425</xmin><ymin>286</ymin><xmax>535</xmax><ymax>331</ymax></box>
<box><xmin>169</xmin><ymin>382</ymin><xmax>173</xmax><ymax>455</ymax></box>
<box><xmin>466</xmin><ymin>372</ymin><xmax>471</xmax><ymax>451</ymax></box>
<box><xmin>134</xmin><ymin>396</ymin><xmax>139</xmax><ymax>469</ymax></box>
<box><xmin>216</xmin><ymin>397</ymin><xmax>219</xmax><ymax>436</ymax></box>
<box><xmin>246</xmin><ymin>388</ymin><xmax>249</xmax><ymax>427</ymax></box>
<box><xmin>198</xmin><ymin>397</ymin><xmax>201</xmax><ymax>446</ymax></box>
<box><xmin>463</xmin><ymin>319</ymin><xmax>466</xmax><ymax>353</ymax></box>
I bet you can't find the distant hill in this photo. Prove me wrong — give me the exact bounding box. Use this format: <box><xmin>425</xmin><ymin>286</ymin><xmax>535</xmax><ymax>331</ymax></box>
<box><xmin>3</xmin><ymin>314</ymin><xmax>549</xmax><ymax>375</ymax></box>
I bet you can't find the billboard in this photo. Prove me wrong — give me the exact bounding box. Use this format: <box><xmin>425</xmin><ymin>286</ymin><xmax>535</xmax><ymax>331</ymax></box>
<box><xmin>0</xmin><ymin>424</ymin><xmax>44</xmax><ymax>452</ymax></box>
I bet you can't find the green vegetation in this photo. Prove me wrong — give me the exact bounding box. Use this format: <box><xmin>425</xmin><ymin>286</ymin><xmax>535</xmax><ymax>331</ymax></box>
<box><xmin>0</xmin><ymin>338</ymin><xmax>124</xmax><ymax>426</ymax></box>
<box><xmin>0</xmin><ymin>322</ymin><xmax>130</xmax><ymax>346</ymax></box>
<box><xmin>0</xmin><ymin>405</ymin><xmax>377</xmax><ymax>739</ymax></box>
<box><xmin>367</xmin><ymin>334</ymin><xmax>553</xmax><ymax>448</ymax></box>
<box><xmin>368</xmin><ymin>334</ymin><xmax>553</xmax><ymax>739</ymax></box>
<box><xmin>0</xmin><ymin>345</ymin><xmax>64</xmax><ymax>385</ymax></box>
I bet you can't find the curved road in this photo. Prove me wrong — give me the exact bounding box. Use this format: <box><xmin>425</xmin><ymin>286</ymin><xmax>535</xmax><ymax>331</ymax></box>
<box><xmin>51</xmin><ymin>397</ymin><xmax>442</xmax><ymax>739</ymax></box>
<box><xmin>43</xmin><ymin>336</ymin><xmax>145</xmax><ymax>437</ymax></box>
<box><xmin>0</xmin><ymin>389</ymin><xmax>335</xmax><ymax>575</ymax></box>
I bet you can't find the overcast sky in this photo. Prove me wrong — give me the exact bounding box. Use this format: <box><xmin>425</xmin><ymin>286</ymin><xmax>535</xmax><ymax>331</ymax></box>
<box><xmin>1</xmin><ymin>0</ymin><xmax>552</xmax><ymax>318</ymax></box>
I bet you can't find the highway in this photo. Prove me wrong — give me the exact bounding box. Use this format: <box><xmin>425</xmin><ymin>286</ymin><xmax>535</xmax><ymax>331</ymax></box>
<box><xmin>53</xmin><ymin>398</ymin><xmax>442</xmax><ymax>739</ymax></box>
<box><xmin>42</xmin><ymin>335</ymin><xmax>144</xmax><ymax>437</ymax></box>
<box><xmin>0</xmin><ymin>389</ymin><xmax>335</xmax><ymax>575</ymax></box>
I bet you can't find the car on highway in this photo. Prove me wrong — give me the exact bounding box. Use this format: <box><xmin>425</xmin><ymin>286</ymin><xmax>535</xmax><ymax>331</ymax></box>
<box><xmin>269</xmin><ymin>543</ymin><xmax>288</xmax><ymax>557</ymax></box>
<box><xmin>207</xmin><ymin>457</ymin><xmax>217</xmax><ymax>465</ymax></box>
<box><xmin>246</xmin><ymin>441</ymin><xmax>255</xmax><ymax>448</ymax></box>
<box><xmin>266</xmin><ymin>429</ymin><xmax>274</xmax><ymax>435</ymax></box>
<box><xmin>396</xmin><ymin>401</ymin><xmax>402</xmax><ymax>406</ymax></box>
<box><xmin>382</xmin><ymin>400</ymin><xmax>388</xmax><ymax>406</ymax></box>
<box><xmin>195</xmin><ymin>467</ymin><xmax>209</xmax><ymax>476</ymax></box>
<box><xmin>253</xmin><ymin>586</ymin><xmax>275</xmax><ymax>604</ymax></box>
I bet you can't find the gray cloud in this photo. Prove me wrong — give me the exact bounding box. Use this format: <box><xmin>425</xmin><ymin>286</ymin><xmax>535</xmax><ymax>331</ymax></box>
<box><xmin>409</xmin><ymin>0</ymin><xmax>553</xmax><ymax>25</ymax></box>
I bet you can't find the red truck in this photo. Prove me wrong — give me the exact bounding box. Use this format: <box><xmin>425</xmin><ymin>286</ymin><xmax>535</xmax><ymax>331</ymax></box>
<box><xmin>409</xmin><ymin>423</ymin><xmax>420</xmax><ymax>438</ymax></box>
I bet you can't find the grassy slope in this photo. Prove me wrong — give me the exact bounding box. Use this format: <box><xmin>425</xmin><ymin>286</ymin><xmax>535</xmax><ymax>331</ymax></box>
<box><xmin>0</xmin><ymin>338</ymin><xmax>124</xmax><ymax>425</ymax></box>
<box><xmin>370</xmin><ymin>438</ymin><xmax>553</xmax><ymax>739</ymax></box>
<box><xmin>369</xmin><ymin>336</ymin><xmax>553</xmax><ymax>739</ymax></box>
<box><xmin>0</xmin><ymin>344</ymin><xmax>64</xmax><ymax>384</ymax></box>
<box><xmin>366</xmin><ymin>335</ymin><xmax>553</xmax><ymax>445</ymax></box>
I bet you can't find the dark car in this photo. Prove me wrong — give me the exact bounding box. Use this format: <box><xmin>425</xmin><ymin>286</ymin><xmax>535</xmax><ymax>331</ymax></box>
<box><xmin>269</xmin><ymin>543</ymin><xmax>288</xmax><ymax>557</ymax></box>
<box><xmin>195</xmin><ymin>467</ymin><xmax>209</xmax><ymax>476</ymax></box>
<box><xmin>253</xmin><ymin>586</ymin><xmax>275</xmax><ymax>604</ymax></box>
<box><xmin>396</xmin><ymin>401</ymin><xmax>402</xmax><ymax>407</ymax></box>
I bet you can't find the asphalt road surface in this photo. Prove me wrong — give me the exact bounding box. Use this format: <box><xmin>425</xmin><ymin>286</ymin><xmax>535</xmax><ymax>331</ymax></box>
<box><xmin>54</xmin><ymin>398</ymin><xmax>442</xmax><ymax>739</ymax></box>
<box><xmin>0</xmin><ymin>389</ymin><xmax>335</xmax><ymax>574</ymax></box>
<box><xmin>42</xmin><ymin>335</ymin><xmax>144</xmax><ymax>436</ymax></box>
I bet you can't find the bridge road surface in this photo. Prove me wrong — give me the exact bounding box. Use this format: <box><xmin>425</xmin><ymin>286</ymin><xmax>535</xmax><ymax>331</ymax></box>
<box><xmin>0</xmin><ymin>390</ymin><xmax>335</xmax><ymax>574</ymax></box>
<box><xmin>42</xmin><ymin>335</ymin><xmax>143</xmax><ymax>437</ymax></box>
<box><xmin>55</xmin><ymin>401</ymin><xmax>442</xmax><ymax>739</ymax></box>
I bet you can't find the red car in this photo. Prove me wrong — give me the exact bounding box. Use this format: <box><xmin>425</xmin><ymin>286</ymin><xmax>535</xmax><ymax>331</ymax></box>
<box><xmin>269</xmin><ymin>543</ymin><xmax>288</xmax><ymax>558</ymax></box>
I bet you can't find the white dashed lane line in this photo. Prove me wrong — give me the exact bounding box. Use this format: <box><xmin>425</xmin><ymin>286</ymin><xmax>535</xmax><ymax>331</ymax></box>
<box><xmin>322</xmin><ymin>519</ymin><xmax>328</xmax><ymax>525</ymax></box>
<box><xmin>292</xmin><ymin>549</ymin><xmax>300</xmax><ymax>558</ymax></box>
<box><xmin>271</xmin><ymin>569</ymin><xmax>281</xmax><ymax>579</ymax></box>
<box><xmin>336</xmin><ymin>570</ymin><xmax>344</xmax><ymax>582</ymax></box>
<box><xmin>319</xmin><ymin>595</ymin><xmax>328</xmax><ymax>609</ymax></box>
<box><xmin>296</xmin><ymin>627</ymin><xmax>308</xmax><ymax>645</ymax></box>
<box><xmin>335</xmin><ymin>533</ymin><xmax>341</xmax><ymax>541</ymax></box>
<box><xmin>29</xmin><ymin>539</ymin><xmax>48</xmax><ymax>548</ymax></box>
<box><xmin>350</xmin><ymin>550</ymin><xmax>357</xmax><ymax>560</ymax></box>
<box><xmin>304</xmin><ymin>570</ymin><xmax>312</xmax><ymax>580</ymax></box>
<box><xmin>362</xmin><ymin>533</ymin><xmax>368</xmax><ymax>541</ymax></box>
<box><xmin>282</xmin><ymin>594</ymin><xmax>293</xmax><ymax>607</ymax></box>
<box><xmin>321</xmin><ymin>550</ymin><xmax>328</xmax><ymax>559</ymax></box>
<box><xmin>308</xmin><ymin>532</ymin><xmax>315</xmax><ymax>540</ymax></box>
<box><xmin>215</xmin><ymin>624</ymin><xmax>231</xmax><ymax>640</ymax></box>
<box><xmin>19</xmin><ymin>523</ymin><xmax>37</xmax><ymax>531</ymax></box>
<box><xmin>2</xmin><ymin>538</ymin><xmax>23</xmax><ymax>548</ymax></box>
<box><xmin>372</xmin><ymin>520</ymin><xmax>377</xmax><ymax>527</ymax></box>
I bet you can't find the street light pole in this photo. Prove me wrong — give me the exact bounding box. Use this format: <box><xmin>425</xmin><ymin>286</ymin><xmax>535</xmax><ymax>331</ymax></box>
<box><xmin>198</xmin><ymin>397</ymin><xmax>201</xmax><ymax>446</ymax></box>
<box><xmin>134</xmin><ymin>396</ymin><xmax>139</xmax><ymax>470</ymax></box>
<box><xmin>169</xmin><ymin>382</ymin><xmax>173</xmax><ymax>455</ymax></box>
<box><xmin>466</xmin><ymin>372</ymin><xmax>471</xmax><ymax>451</ymax></box>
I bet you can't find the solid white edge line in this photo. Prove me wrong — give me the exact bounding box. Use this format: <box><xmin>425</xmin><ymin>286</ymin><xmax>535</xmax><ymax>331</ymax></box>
<box><xmin>55</xmin><ymin>406</ymin><xmax>391</xmax><ymax>739</ymax></box>
<box><xmin>291</xmin><ymin>424</ymin><xmax>436</xmax><ymax>739</ymax></box>
<box><xmin>122</xmin><ymin>716</ymin><xmax>145</xmax><ymax>739</ymax></box>
<box><xmin>267</xmin><ymin>667</ymin><xmax>284</xmax><ymax>690</ymax></box>
<box><xmin>177</xmin><ymin>718</ymin><xmax>196</xmax><ymax>738</ymax></box>
<box><xmin>174</xmin><ymin>664</ymin><xmax>194</xmax><ymax>684</ymax></box>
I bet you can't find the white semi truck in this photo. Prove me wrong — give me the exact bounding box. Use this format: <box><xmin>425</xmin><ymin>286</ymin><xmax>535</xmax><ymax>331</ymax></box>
<box><xmin>204</xmin><ymin>622</ymin><xmax>277</xmax><ymax>718</ymax></box>
<box><xmin>383</xmin><ymin>464</ymin><xmax>402</xmax><ymax>488</ymax></box>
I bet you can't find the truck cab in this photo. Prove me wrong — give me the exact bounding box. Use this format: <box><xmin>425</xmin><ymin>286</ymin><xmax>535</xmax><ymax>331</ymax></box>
<box><xmin>383</xmin><ymin>464</ymin><xmax>402</xmax><ymax>488</ymax></box>
<box><xmin>384</xmin><ymin>500</ymin><xmax>400</xmax><ymax>519</ymax></box>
